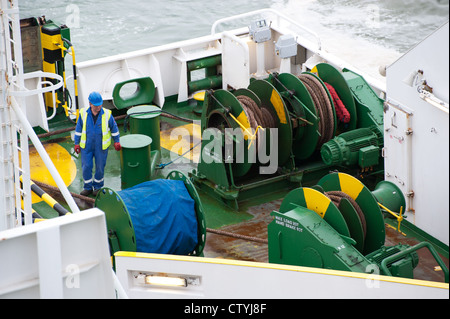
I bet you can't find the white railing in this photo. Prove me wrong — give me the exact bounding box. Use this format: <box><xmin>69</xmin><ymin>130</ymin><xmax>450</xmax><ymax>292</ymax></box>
<box><xmin>1</xmin><ymin>0</ymin><xmax>81</xmax><ymax>229</ymax></box>
<box><xmin>211</xmin><ymin>8</ymin><xmax>322</xmax><ymax>51</ymax></box>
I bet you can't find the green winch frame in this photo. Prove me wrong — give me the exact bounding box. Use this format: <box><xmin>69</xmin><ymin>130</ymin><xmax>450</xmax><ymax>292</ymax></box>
<box><xmin>94</xmin><ymin>170</ymin><xmax>207</xmax><ymax>258</ymax></box>
<box><xmin>190</xmin><ymin>62</ymin><xmax>386</xmax><ymax>209</ymax></box>
<box><xmin>268</xmin><ymin>172</ymin><xmax>449</xmax><ymax>282</ymax></box>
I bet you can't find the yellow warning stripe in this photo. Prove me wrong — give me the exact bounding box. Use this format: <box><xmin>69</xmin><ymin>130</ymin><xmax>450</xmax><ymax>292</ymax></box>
<box><xmin>234</xmin><ymin>110</ymin><xmax>252</xmax><ymax>140</ymax></box>
<box><xmin>303</xmin><ymin>187</ymin><xmax>331</xmax><ymax>218</ymax></box>
<box><xmin>270</xmin><ymin>89</ymin><xmax>287</xmax><ymax>124</ymax></box>
<box><xmin>338</xmin><ymin>173</ymin><xmax>364</xmax><ymax>200</ymax></box>
<box><xmin>42</xmin><ymin>193</ymin><xmax>58</xmax><ymax>208</ymax></box>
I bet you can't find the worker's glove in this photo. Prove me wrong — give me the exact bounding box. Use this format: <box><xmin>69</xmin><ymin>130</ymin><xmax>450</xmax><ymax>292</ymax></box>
<box><xmin>114</xmin><ymin>142</ymin><xmax>122</xmax><ymax>151</ymax></box>
<box><xmin>74</xmin><ymin>145</ymin><xmax>81</xmax><ymax>154</ymax></box>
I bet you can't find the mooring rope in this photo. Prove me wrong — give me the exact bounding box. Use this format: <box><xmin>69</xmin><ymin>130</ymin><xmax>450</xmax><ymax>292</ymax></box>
<box><xmin>325</xmin><ymin>190</ymin><xmax>367</xmax><ymax>239</ymax></box>
<box><xmin>298</xmin><ymin>73</ymin><xmax>335</xmax><ymax>147</ymax></box>
<box><xmin>235</xmin><ymin>95</ymin><xmax>276</xmax><ymax>150</ymax></box>
<box><xmin>206</xmin><ymin>227</ymin><xmax>268</xmax><ymax>244</ymax></box>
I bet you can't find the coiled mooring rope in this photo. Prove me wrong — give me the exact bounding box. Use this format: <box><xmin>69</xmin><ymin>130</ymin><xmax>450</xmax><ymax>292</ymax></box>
<box><xmin>325</xmin><ymin>190</ymin><xmax>367</xmax><ymax>239</ymax></box>
<box><xmin>298</xmin><ymin>73</ymin><xmax>335</xmax><ymax>147</ymax></box>
<box><xmin>235</xmin><ymin>95</ymin><xmax>276</xmax><ymax>149</ymax></box>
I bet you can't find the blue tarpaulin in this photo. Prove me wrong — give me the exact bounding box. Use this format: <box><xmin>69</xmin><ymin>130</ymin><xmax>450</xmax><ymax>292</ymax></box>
<box><xmin>118</xmin><ymin>179</ymin><xmax>198</xmax><ymax>255</ymax></box>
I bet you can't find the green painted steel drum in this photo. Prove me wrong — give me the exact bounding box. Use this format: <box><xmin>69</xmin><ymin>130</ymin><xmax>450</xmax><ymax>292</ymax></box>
<box><xmin>120</xmin><ymin>134</ymin><xmax>152</xmax><ymax>189</ymax></box>
<box><xmin>279</xmin><ymin>187</ymin><xmax>351</xmax><ymax>238</ymax></box>
<box><xmin>95</xmin><ymin>187</ymin><xmax>137</xmax><ymax>254</ymax></box>
<box><xmin>204</xmin><ymin>89</ymin><xmax>254</xmax><ymax>178</ymax></box>
<box><xmin>312</xmin><ymin>63</ymin><xmax>357</xmax><ymax>132</ymax></box>
<box><xmin>273</xmin><ymin>73</ymin><xmax>319</xmax><ymax>160</ymax></box>
<box><xmin>127</xmin><ymin>104</ymin><xmax>161</xmax><ymax>151</ymax></box>
<box><xmin>248</xmin><ymin>79</ymin><xmax>293</xmax><ymax>167</ymax></box>
<box><xmin>317</xmin><ymin>172</ymin><xmax>385</xmax><ymax>255</ymax></box>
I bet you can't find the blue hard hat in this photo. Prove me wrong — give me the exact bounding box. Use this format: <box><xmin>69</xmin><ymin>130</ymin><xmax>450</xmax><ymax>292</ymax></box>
<box><xmin>88</xmin><ymin>91</ymin><xmax>103</xmax><ymax>106</ymax></box>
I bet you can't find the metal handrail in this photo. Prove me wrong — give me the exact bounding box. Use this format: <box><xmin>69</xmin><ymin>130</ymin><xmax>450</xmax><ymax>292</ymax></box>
<box><xmin>10</xmin><ymin>95</ymin><xmax>81</xmax><ymax>214</ymax></box>
<box><xmin>8</xmin><ymin>71</ymin><xmax>63</xmax><ymax>97</ymax></box>
<box><xmin>211</xmin><ymin>8</ymin><xmax>321</xmax><ymax>50</ymax></box>
<box><xmin>380</xmin><ymin>241</ymin><xmax>449</xmax><ymax>283</ymax></box>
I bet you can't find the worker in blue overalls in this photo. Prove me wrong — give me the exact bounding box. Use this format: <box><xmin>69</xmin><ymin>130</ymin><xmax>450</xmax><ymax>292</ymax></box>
<box><xmin>74</xmin><ymin>91</ymin><xmax>121</xmax><ymax>196</ymax></box>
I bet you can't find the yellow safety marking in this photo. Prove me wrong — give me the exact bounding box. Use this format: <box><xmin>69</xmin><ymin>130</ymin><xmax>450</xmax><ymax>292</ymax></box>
<box><xmin>229</xmin><ymin>112</ymin><xmax>264</xmax><ymax>148</ymax></box>
<box><xmin>193</xmin><ymin>91</ymin><xmax>206</xmax><ymax>101</ymax></box>
<box><xmin>270</xmin><ymin>89</ymin><xmax>287</xmax><ymax>124</ymax></box>
<box><xmin>42</xmin><ymin>61</ymin><xmax>56</xmax><ymax>73</ymax></box>
<box><xmin>379</xmin><ymin>203</ymin><xmax>406</xmax><ymax>236</ymax></box>
<box><xmin>160</xmin><ymin>123</ymin><xmax>201</xmax><ymax>162</ymax></box>
<box><xmin>25</xmin><ymin>144</ymin><xmax>77</xmax><ymax>204</ymax></box>
<box><xmin>114</xmin><ymin>251</ymin><xmax>449</xmax><ymax>290</ymax></box>
<box><xmin>42</xmin><ymin>61</ymin><xmax>56</xmax><ymax>109</ymax></box>
<box><xmin>338</xmin><ymin>172</ymin><xmax>364</xmax><ymax>200</ymax></box>
<box><xmin>235</xmin><ymin>110</ymin><xmax>251</xmax><ymax>140</ymax></box>
<box><xmin>304</xmin><ymin>187</ymin><xmax>331</xmax><ymax>218</ymax></box>
<box><xmin>311</xmin><ymin>65</ymin><xmax>318</xmax><ymax>75</ymax></box>
<box><xmin>40</xmin><ymin>32</ymin><xmax>63</xmax><ymax>51</ymax></box>
<box><xmin>42</xmin><ymin>193</ymin><xmax>58</xmax><ymax>207</ymax></box>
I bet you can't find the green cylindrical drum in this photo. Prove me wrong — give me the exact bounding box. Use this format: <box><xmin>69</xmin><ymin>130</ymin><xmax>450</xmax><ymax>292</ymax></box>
<box><xmin>127</xmin><ymin>105</ymin><xmax>161</xmax><ymax>151</ymax></box>
<box><xmin>120</xmin><ymin>134</ymin><xmax>152</xmax><ymax>189</ymax></box>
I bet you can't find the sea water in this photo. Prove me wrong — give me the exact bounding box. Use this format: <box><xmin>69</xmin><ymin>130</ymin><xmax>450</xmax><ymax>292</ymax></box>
<box><xmin>19</xmin><ymin>0</ymin><xmax>449</xmax><ymax>80</ymax></box>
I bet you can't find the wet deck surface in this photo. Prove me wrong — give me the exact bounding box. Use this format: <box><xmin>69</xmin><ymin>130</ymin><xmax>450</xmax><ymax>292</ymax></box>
<box><xmin>202</xmin><ymin>199</ymin><xmax>280</xmax><ymax>262</ymax></box>
<box><xmin>384</xmin><ymin>220</ymin><xmax>449</xmax><ymax>283</ymax></box>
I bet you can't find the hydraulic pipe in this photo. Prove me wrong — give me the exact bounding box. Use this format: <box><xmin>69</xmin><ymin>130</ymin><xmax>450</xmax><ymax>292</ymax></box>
<box><xmin>187</xmin><ymin>55</ymin><xmax>221</xmax><ymax>71</ymax></box>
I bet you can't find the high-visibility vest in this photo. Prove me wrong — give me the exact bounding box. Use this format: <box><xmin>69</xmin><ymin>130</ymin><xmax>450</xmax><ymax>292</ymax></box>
<box><xmin>79</xmin><ymin>108</ymin><xmax>112</xmax><ymax>150</ymax></box>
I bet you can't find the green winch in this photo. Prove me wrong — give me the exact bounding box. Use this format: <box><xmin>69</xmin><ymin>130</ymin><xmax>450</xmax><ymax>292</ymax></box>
<box><xmin>191</xmin><ymin>63</ymin><xmax>387</xmax><ymax>209</ymax></box>
<box><xmin>95</xmin><ymin>170</ymin><xmax>207</xmax><ymax>258</ymax></box>
<box><xmin>268</xmin><ymin>172</ymin><xmax>449</xmax><ymax>282</ymax></box>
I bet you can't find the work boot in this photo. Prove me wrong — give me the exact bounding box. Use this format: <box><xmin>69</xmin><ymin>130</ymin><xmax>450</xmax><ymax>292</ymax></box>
<box><xmin>92</xmin><ymin>189</ymin><xmax>101</xmax><ymax>197</ymax></box>
<box><xmin>80</xmin><ymin>189</ymin><xmax>92</xmax><ymax>196</ymax></box>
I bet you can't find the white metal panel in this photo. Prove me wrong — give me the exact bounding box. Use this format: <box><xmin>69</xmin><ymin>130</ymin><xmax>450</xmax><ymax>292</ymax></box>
<box><xmin>0</xmin><ymin>209</ymin><xmax>115</xmax><ymax>298</ymax></box>
<box><xmin>23</xmin><ymin>76</ymin><xmax>49</xmax><ymax>132</ymax></box>
<box><xmin>115</xmin><ymin>252</ymin><xmax>448</xmax><ymax>299</ymax></box>
<box><xmin>221</xmin><ymin>32</ymin><xmax>250</xmax><ymax>90</ymax></box>
<box><xmin>383</xmin><ymin>100</ymin><xmax>413</xmax><ymax>214</ymax></box>
<box><xmin>77</xmin><ymin>34</ymin><xmax>222</xmax><ymax>107</ymax></box>
<box><xmin>385</xmin><ymin>22</ymin><xmax>449</xmax><ymax>246</ymax></box>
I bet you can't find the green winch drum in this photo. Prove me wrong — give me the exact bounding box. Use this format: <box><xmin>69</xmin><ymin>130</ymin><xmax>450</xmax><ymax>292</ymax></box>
<box><xmin>95</xmin><ymin>170</ymin><xmax>206</xmax><ymax>257</ymax></box>
<box><xmin>127</xmin><ymin>104</ymin><xmax>161</xmax><ymax>152</ymax></box>
<box><xmin>120</xmin><ymin>134</ymin><xmax>152</xmax><ymax>189</ymax></box>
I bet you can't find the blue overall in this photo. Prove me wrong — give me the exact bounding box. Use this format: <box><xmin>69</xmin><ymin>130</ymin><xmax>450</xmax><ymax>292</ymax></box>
<box><xmin>74</xmin><ymin>107</ymin><xmax>120</xmax><ymax>191</ymax></box>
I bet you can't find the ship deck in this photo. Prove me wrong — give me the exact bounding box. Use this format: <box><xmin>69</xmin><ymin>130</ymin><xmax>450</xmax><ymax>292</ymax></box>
<box><xmin>31</xmin><ymin>97</ymin><xmax>449</xmax><ymax>284</ymax></box>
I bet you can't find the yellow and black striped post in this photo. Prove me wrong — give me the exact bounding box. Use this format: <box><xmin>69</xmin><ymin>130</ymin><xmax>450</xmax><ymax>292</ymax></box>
<box><xmin>30</xmin><ymin>179</ymin><xmax>70</xmax><ymax>216</ymax></box>
<box><xmin>20</xmin><ymin>175</ymin><xmax>70</xmax><ymax>216</ymax></box>
<box><xmin>40</xmin><ymin>22</ymin><xmax>64</xmax><ymax>110</ymax></box>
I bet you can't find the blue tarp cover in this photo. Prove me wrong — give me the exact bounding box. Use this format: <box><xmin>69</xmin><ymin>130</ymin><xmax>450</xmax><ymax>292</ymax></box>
<box><xmin>118</xmin><ymin>179</ymin><xmax>198</xmax><ymax>255</ymax></box>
